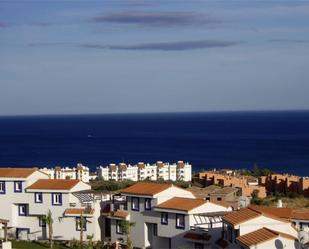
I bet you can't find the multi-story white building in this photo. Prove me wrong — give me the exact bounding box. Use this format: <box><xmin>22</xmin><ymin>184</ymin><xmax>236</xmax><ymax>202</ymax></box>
<box><xmin>97</xmin><ymin>161</ymin><xmax>192</xmax><ymax>182</ymax></box>
<box><xmin>40</xmin><ymin>163</ymin><xmax>90</xmax><ymax>183</ymax></box>
<box><xmin>0</xmin><ymin>168</ymin><xmax>101</xmax><ymax>241</ymax></box>
<box><xmin>104</xmin><ymin>181</ymin><xmax>231</xmax><ymax>249</ymax></box>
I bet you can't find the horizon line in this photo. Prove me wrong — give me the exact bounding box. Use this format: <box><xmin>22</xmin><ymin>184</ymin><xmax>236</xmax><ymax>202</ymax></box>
<box><xmin>1</xmin><ymin>108</ymin><xmax>309</xmax><ymax>118</ymax></box>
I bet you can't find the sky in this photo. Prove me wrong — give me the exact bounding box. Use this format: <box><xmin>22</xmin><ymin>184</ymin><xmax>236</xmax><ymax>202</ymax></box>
<box><xmin>0</xmin><ymin>0</ymin><xmax>309</xmax><ymax>115</ymax></box>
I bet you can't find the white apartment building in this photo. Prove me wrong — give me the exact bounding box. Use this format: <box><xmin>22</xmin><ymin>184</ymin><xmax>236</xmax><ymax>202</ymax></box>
<box><xmin>104</xmin><ymin>181</ymin><xmax>231</xmax><ymax>249</ymax></box>
<box><xmin>40</xmin><ymin>163</ymin><xmax>90</xmax><ymax>183</ymax></box>
<box><xmin>221</xmin><ymin>206</ymin><xmax>300</xmax><ymax>249</ymax></box>
<box><xmin>0</xmin><ymin>168</ymin><xmax>101</xmax><ymax>241</ymax></box>
<box><xmin>97</xmin><ymin>161</ymin><xmax>192</xmax><ymax>182</ymax></box>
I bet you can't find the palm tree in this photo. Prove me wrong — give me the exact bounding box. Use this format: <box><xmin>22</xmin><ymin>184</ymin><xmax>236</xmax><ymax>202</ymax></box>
<box><xmin>43</xmin><ymin>210</ymin><xmax>54</xmax><ymax>248</ymax></box>
<box><xmin>77</xmin><ymin>213</ymin><xmax>86</xmax><ymax>248</ymax></box>
<box><xmin>120</xmin><ymin>220</ymin><xmax>135</xmax><ymax>249</ymax></box>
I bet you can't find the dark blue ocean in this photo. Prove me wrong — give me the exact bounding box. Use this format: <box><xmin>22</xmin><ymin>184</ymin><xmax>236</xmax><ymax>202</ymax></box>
<box><xmin>0</xmin><ymin>111</ymin><xmax>309</xmax><ymax>176</ymax></box>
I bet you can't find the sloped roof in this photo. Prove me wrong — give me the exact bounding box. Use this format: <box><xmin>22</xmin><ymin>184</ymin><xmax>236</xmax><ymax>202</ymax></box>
<box><xmin>237</xmin><ymin>227</ymin><xmax>297</xmax><ymax>247</ymax></box>
<box><xmin>155</xmin><ymin>197</ymin><xmax>206</xmax><ymax>212</ymax></box>
<box><xmin>111</xmin><ymin>210</ymin><xmax>129</xmax><ymax>219</ymax></box>
<box><xmin>250</xmin><ymin>205</ymin><xmax>309</xmax><ymax>221</ymax></box>
<box><xmin>223</xmin><ymin>206</ymin><xmax>291</xmax><ymax>226</ymax></box>
<box><xmin>27</xmin><ymin>179</ymin><xmax>80</xmax><ymax>190</ymax></box>
<box><xmin>64</xmin><ymin>208</ymin><xmax>94</xmax><ymax>216</ymax></box>
<box><xmin>223</xmin><ymin>207</ymin><xmax>261</xmax><ymax>225</ymax></box>
<box><xmin>0</xmin><ymin>168</ymin><xmax>37</xmax><ymax>178</ymax></box>
<box><xmin>120</xmin><ymin>182</ymin><xmax>172</xmax><ymax>196</ymax></box>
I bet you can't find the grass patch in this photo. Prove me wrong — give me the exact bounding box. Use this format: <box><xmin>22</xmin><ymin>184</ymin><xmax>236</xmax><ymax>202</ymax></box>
<box><xmin>12</xmin><ymin>240</ymin><xmax>68</xmax><ymax>249</ymax></box>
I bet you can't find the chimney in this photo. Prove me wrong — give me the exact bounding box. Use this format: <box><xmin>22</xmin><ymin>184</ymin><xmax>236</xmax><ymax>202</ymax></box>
<box><xmin>277</xmin><ymin>199</ymin><xmax>283</xmax><ymax>208</ymax></box>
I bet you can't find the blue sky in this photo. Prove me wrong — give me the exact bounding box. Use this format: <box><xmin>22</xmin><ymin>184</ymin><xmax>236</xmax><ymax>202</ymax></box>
<box><xmin>0</xmin><ymin>0</ymin><xmax>309</xmax><ymax>115</ymax></box>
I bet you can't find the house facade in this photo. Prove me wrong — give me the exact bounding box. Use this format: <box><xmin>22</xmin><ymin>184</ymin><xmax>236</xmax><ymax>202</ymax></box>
<box><xmin>0</xmin><ymin>168</ymin><xmax>101</xmax><ymax>241</ymax></box>
<box><xmin>105</xmin><ymin>182</ymin><xmax>231</xmax><ymax>249</ymax></box>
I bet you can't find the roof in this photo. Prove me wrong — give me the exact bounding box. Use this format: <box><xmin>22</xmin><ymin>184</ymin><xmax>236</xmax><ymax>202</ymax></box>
<box><xmin>110</xmin><ymin>210</ymin><xmax>129</xmax><ymax>219</ymax></box>
<box><xmin>0</xmin><ymin>168</ymin><xmax>37</xmax><ymax>178</ymax></box>
<box><xmin>237</xmin><ymin>227</ymin><xmax>297</xmax><ymax>247</ymax></box>
<box><xmin>64</xmin><ymin>208</ymin><xmax>94</xmax><ymax>216</ymax></box>
<box><xmin>223</xmin><ymin>207</ymin><xmax>290</xmax><ymax>226</ymax></box>
<box><xmin>210</xmin><ymin>187</ymin><xmax>238</xmax><ymax>196</ymax></box>
<box><xmin>155</xmin><ymin>197</ymin><xmax>206</xmax><ymax>212</ymax></box>
<box><xmin>120</xmin><ymin>182</ymin><xmax>172</xmax><ymax>196</ymax></box>
<box><xmin>250</xmin><ymin>205</ymin><xmax>309</xmax><ymax>221</ymax></box>
<box><xmin>223</xmin><ymin>207</ymin><xmax>261</xmax><ymax>225</ymax></box>
<box><xmin>27</xmin><ymin>179</ymin><xmax>80</xmax><ymax>190</ymax></box>
<box><xmin>183</xmin><ymin>232</ymin><xmax>211</xmax><ymax>241</ymax></box>
<box><xmin>188</xmin><ymin>185</ymin><xmax>221</xmax><ymax>199</ymax></box>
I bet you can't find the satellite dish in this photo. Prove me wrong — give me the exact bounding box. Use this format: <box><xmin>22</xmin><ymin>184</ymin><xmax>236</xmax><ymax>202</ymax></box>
<box><xmin>298</xmin><ymin>230</ymin><xmax>309</xmax><ymax>245</ymax></box>
<box><xmin>238</xmin><ymin>196</ymin><xmax>250</xmax><ymax>208</ymax></box>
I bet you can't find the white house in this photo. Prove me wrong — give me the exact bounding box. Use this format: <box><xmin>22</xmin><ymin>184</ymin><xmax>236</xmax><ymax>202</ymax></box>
<box><xmin>221</xmin><ymin>206</ymin><xmax>300</xmax><ymax>249</ymax></box>
<box><xmin>0</xmin><ymin>168</ymin><xmax>101</xmax><ymax>241</ymax></box>
<box><xmin>105</xmin><ymin>181</ymin><xmax>231</xmax><ymax>249</ymax></box>
<box><xmin>97</xmin><ymin>161</ymin><xmax>192</xmax><ymax>182</ymax></box>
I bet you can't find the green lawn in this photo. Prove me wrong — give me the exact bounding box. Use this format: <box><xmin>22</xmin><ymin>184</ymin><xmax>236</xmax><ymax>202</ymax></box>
<box><xmin>12</xmin><ymin>240</ymin><xmax>68</xmax><ymax>249</ymax></box>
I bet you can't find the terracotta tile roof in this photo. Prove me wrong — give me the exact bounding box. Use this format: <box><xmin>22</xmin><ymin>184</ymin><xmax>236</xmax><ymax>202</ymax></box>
<box><xmin>155</xmin><ymin>197</ymin><xmax>206</xmax><ymax>212</ymax></box>
<box><xmin>137</xmin><ymin>162</ymin><xmax>145</xmax><ymax>169</ymax></box>
<box><xmin>0</xmin><ymin>168</ymin><xmax>37</xmax><ymax>178</ymax></box>
<box><xmin>183</xmin><ymin>232</ymin><xmax>211</xmax><ymax>241</ymax></box>
<box><xmin>223</xmin><ymin>206</ymin><xmax>291</xmax><ymax>226</ymax></box>
<box><xmin>109</xmin><ymin>164</ymin><xmax>117</xmax><ymax>172</ymax></box>
<box><xmin>249</xmin><ymin>205</ymin><xmax>309</xmax><ymax>221</ymax></box>
<box><xmin>111</xmin><ymin>210</ymin><xmax>129</xmax><ymax>219</ymax></box>
<box><xmin>237</xmin><ymin>227</ymin><xmax>297</xmax><ymax>247</ymax></box>
<box><xmin>64</xmin><ymin>208</ymin><xmax>94</xmax><ymax>216</ymax></box>
<box><xmin>120</xmin><ymin>182</ymin><xmax>172</xmax><ymax>196</ymax></box>
<box><xmin>119</xmin><ymin>163</ymin><xmax>127</xmax><ymax>171</ymax></box>
<box><xmin>187</xmin><ymin>186</ymin><xmax>221</xmax><ymax>199</ymax></box>
<box><xmin>177</xmin><ymin>161</ymin><xmax>185</xmax><ymax>169</ymax></box>
<box><xmin>223</xmin><ymin>207</ymin><xmax>261</xmax><ymax>225</ymax></box>
<box><xmin>27</xmin><ymin>179</ymin><xmax>80</xmax><ymax>190</ymax></box>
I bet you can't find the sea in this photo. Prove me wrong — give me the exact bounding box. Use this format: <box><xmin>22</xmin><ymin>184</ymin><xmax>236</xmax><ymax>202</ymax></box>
<box><xmin>0</xmin><ymin>111</ymin><xmax>309</xmax><ymax>176</ymax></box>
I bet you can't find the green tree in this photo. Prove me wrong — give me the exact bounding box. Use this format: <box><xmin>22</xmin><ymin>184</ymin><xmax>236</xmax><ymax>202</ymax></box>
<box><xmin>43</xmin><ymin>210</ymin><xmax>54</xmax><ymax>248</ymax></box>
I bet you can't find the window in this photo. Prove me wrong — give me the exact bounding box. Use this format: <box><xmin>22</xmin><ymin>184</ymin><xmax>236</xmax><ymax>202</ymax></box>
<box><xmin>18</xmin><ymin>204</ymin><xmax>27</xmax><ymax>216</ymax></box>
<box><xmin>176</xmin><ymin>214</ymin><xmax>185</xmax><ymax>229</ymax></box>
<box><xmin>217</xmin><ymin>197</ymin><xmax>222</xmax><ymax>201</ymax></box>
<box><xmin>76</xmin><ymin>217</ymin><xmax>87</xmax><ymax>231</ymax></box>
<box><xmin>161</xmin><ymin>212</ymin><xmax>168</xmax><ymax>225</ymax></box>
<box><xmin>0</xmin><ymin>181</ymin><xmax>5</xmax><ymax>194</ymax></box>
<box><xmin>116</xmin><ymin>220</ymin><xmax>123</xmax><ymax>234</ymax></box>
<box><xmin>14</xmin><ymin>181</ymin><xmax>22</xmax><ymax>193</ymax></box>
<box><xmin>145</xmin><ymin>198</ymin><xmax>151</xmax><ymax>210</ymax></box>
<box><xmin>153</xmin><ymin>224</ymin><xmax>158</xmax><ymax>236</ymax></box>
<box><xmin>35</xmin><ymin>192</ymin><xmax>43</xmax><ymax>203</ymax></box>
<box><xmin>195</xmin><ymin>243</ymin><xmax>204</xmax><ymax>249</ymax></box>
<box><xmin>39</xmin><ymin>216</ymin><xmax>46</xmax><ymax>227</ymax></box>
<box><xmin>52</xmin><ymin>193</ymin><xmax>62</xmax><ymax>206</ymax></box>
<box><xmin>131</xmin><ymin>197</ymin><xmax>139</xmax><ymax>211</ymax></box>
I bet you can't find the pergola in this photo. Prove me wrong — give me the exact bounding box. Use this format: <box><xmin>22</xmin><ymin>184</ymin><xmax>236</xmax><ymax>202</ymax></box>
<box><xmin>0</xmin><ymin>219</ymin><xmax>9</xmax><ymax>242</ymax></box>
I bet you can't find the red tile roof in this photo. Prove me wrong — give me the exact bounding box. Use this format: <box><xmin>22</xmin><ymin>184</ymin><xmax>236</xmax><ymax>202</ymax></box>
<box><xmin>27</xmin><ymin>179</ymin><xmax>80</xmax><ymax>190</ymax></box>
<box><xmin>0</xmin><ymin>168</ymin><xmax>37</xmax><ymax>178</ymax></box>
<box><xmin>155</xmin><ymin>197</ymin><xmax>206</xmax><ymax>212</ymax></box>
<box><xmin>223</xmin><ymin>207</ymin><xmax>261</xmax><ymax>225</ymax></box>
<box><xmin>120</xmin><ymin>182</ymin><xmax>172</xmax><ymax>196</ymax></box>
<box><xmin>111</xmin><ymin>210</ymin><xmax>129</xmax><ymax>219</ymax></box>
<box><xmin>237</xmin><ymin>227</ymin><xmax>297</xmax><ymax>247</ymax></box>
<box><xmin>64</xmin><ymin>208</ymin><xmax>94</xmax><ymax>216</ymax></box>
<box><xmin>223</xmin><ymin>206</ymin><xmax>290</xmax><ymax>226</ymax></box>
